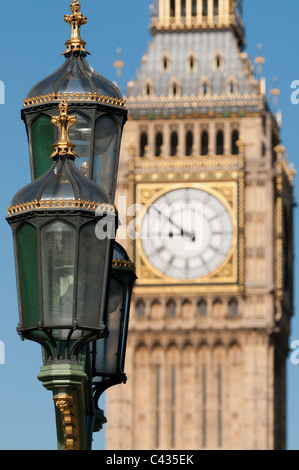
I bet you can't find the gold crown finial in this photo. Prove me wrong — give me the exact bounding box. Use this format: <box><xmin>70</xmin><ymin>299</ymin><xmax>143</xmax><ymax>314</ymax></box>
<box><xmin>63</xmin><ymin>1</ymin><xmax>90</xmax><ymax>56</ymax></box>
<box><xmin>50</xmin><ymin>100</ymin><xmax>80</xmax><ymax>160</ymax></box>
<box><xmin>70</xmin><ymin>0</ymin><xmax>81</xmax><ymax>13</ymax></box>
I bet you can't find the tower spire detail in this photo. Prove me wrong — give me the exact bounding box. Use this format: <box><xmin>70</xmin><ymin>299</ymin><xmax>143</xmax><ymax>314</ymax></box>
<box><xmin>255</xmin><ymin>44</ymin><xmax>265</xmax><ymax>77</ymax></box>
<box><xmin>151</xmin><ymin>0</ymin><xmax>244</xmax><ymax>47</ymax></box>
<box><xmin>114</xmin><ymin>48</ymin><xmax>125</xmax><ymax>92</ymax></box>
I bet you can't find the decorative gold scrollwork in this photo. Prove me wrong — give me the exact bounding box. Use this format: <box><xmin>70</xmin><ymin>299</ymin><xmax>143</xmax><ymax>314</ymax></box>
<box><xmin>54</xmin><ymin>394</ymin><xmax>79</xmax><ymax>451</ymax></box>
<box><xmin>23</xmin><ymin>91</ymin><xmax>126</xmax><ymax>109</ymax></box>
<box><xmin>112</xmin><ymin>258</ymin><xmax>136</xmax><ymax>272</ymax></box>
<box><xmin>50</xmin><ymin>100</ymin><xmax>79</xmax><ymax>160</ymax></box>
<box><xmin>7</xmin><ymin>199</ymin><xmax>117</xmax><ymax>215</ymax></box>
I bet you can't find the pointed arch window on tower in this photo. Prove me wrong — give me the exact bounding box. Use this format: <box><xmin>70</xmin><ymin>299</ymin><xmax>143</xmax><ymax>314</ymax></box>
<box><xmin>187</xmin><ymin>53</ymin><xmax>197</xmax><ymax>73</ymax></box>
<box><xmin>155</xmin><ymin>132</ymin><xmax>163</xmax><ymax>157</ymax></box>
<box><xmin>198</xmin><ymin>299</ymin><xmax>207</xmax><ymax>317</ymax></box>
<box><xmin>228</xmin><ymin>298</ymin><xmax>238</xmax><ymax>317</ymax></box>
<box><xmin>170</xmin><ymin>131</ymin><xmax>178</xmax><ymax>156</ymax></box>
<box><xmin>192</xmin><ymin>0</ymin><xmax>197</xmax><ymax>16</ymax></box>
<box><xmin>201</xmin><ymin>130</ymin><xmax>209</xmax><ymax>156</ymax></box>
<box><xmin>170</xmin><ymin>80</ymin><xmax>180</xmax><ymax>98</ymax></box>
<box><xmin>231</xmin><ymin>129</ymin><xmax>239</xmax><ymax>155</ymax></box>
<box><xmin>167</xmin><ymin>299</ymin><xmax>176</xmax><ymax>317</ymax></box>
<box><xmin>136</xmin><ymin>299</ymin><xmax>146</xmax><ymax>318</ymax></box>
<box><xmin>202</xmin><ymin>0</ymin><xmax>208</xmax><ymax>16</ymax></box>
<box><xmin>144</xmin><ymin>80</ymin><xmax>154</xmax><ymax>97</ymax></box>
<box><xmin>227</xmin><ymin>78</ymin><xmax>238</xmax><ymax>95</ymax></box>
<box><xmin>170</xmin><ymin>0</ymin><xmax>175</xmax><ymax>17</ymax></box>
<box><xmin>162</xmin><ymin>53</ymin><xmax>171</xmax><ymax>72</ymax></box>
<box><xmin>213</xmin><ymin>0</ymin><xmax>219</xmax><ymax>15</ymax></box>
<box><xmin>216</xmin><ymin>130</ymin><xmax>224</xmax><ymax>155</ymax></box>
<box><xmin>190</xmin><ymin>56</ymin><xmax>194</xmax><ymax>71</ymax></box>
<box><xmin>140</xmin><ymin>132</ymin><xmax>148</xmax><ymax>157</ymax></box>
<box><xmin>186</xmin><ymin>131</ymin><xmax>193</xmax><ymax>156</ymax></box>
<box><xmin>214</xmin><ymin>52</ymin><xmax>224</xmax><ymax>71</ymax></box>
<box><xmin>201</xmin><ymin>78</ymin><xmax>210</xmax><ymax>96</ymax></box>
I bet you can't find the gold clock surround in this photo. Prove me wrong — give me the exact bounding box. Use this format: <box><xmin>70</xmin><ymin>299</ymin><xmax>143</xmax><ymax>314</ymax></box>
<box><xmin>134</xmin><ymin>181</ymin><xmax>239</xmax><ymax>290</ymax></box>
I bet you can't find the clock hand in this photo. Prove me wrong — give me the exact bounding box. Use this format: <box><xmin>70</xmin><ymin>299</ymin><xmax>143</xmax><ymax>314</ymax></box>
<box><xmin>152</xmin><ymin>206</ymin><xmax>196</xmax><ymax>242</ymax></box>
<box><xmin>181</xmin><ymin>229</ymin><xmax>196</xmax><ymax>242</ymax></box>
<box><xmin>169</xmin><ymin>228</ymin><xmax>196</xmax><ymax>241</ymax></box>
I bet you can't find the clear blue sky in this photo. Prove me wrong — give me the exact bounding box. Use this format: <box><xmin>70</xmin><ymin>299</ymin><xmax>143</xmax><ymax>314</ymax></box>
<box><xmin>0</xmin><ymin>0</ymin><xmax>298</xmax><ymax>450</ymax></box>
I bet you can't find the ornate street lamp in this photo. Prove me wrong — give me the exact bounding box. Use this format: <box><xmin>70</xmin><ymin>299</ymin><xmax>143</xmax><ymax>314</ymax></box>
<box><xmin>7</xmin><ymin>1</ymin><xmax>134</xmax><ymax>451</ymax></box>
<box><xmin>7</xmin><ymin>100</ymin><xmax>117</xmax><ymax>357</ymax></box>
<box><xmin>91</xmin><ymin>242</ymin><xmax>136</xmax><ymax>430</ymax></box>
<box><xmin>22</xmin><ymin>1</ymin><xmax>127</xmax><ymax>204</ymax></box>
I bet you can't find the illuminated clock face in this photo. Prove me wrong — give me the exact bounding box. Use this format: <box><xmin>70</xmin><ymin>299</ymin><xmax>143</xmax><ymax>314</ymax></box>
<box><xmin>140</xmin><ymin>188</ymin><xmax>234</xmax><ymax>280</ymax></box>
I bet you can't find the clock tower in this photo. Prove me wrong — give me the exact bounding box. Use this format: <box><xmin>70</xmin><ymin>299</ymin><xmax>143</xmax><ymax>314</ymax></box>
<box><xmin>106</xmin><ymin>0</ymin><xmax>295</xmax><ymax>450</ymax></box>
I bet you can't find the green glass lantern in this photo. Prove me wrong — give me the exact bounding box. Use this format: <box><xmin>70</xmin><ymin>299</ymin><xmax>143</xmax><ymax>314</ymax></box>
<box><xmin>7</xmin><ymin>100</ymin><xmax>118</xmax><ymax>361</ymax></box>
<box><xmin>21</xmin><ymin>0</ymin><xmax>127</xmax><ymax>203</ymax></box>
<box><xmin>91</xmin><ymin>242</ymin><xmax>136</xmax><ymax>404</ymax></box>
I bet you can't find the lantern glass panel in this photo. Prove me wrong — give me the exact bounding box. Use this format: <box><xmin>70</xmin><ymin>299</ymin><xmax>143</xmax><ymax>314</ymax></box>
<box><xmin>58</xmin><ymin>59</ymin><xmax>94</xmax><ymax>94</ymax></box>
<box><xmin>77</xmin><ymin>221</ymin><xmax>109</xmax><ymax>329</ymax></box>
<box><xmin>92</xmin><ymin>115</ymin><xmax>118</xmax><ymax>200</ymax></box>
<box><xmin>119</xmin><ymin>292</ymin><xmax>130</xmax><ymax>370</ymax></box>
<box><xmin>16</xmin><ymin>223</ymin><xmax>39</xmax><ymax>329</ymax></box>
<box><xmin>40</xmin><ymin>158</ymin><xmax>76</xmax><ymax>200</ymax></box>
<box><xmin>12</xmin><ymin>165</ymin><xmax>55</xmax><ymax>206</ymax></box>
<box><xmin>31</xmin><ymin>114</ymin><xmax>56</xmax><ymax>179</ymax></box>
<box><xmin>93</xmin><ymin>277</ymin><xmax>123</xmax><ymax>378</ymax></box>
<box><xmin>28</xmin><ymin>61</ymin><xmax>70</xmax><ymax>97</ymax></box>
<box><xmin>27</xmin><ymin>55</ymin><xmax>123</xmax><ymax>103</ymax></box>
<box><xmin>41</xmin><ymin>221</ymin><xmax>76</xmax><ymax>337</ymax></box>
<box><xmin>68</xmin><ymin>112</ymin><xmax>92</xmax><ymax>175</ymax></box>
<box><xmin>40</xmin><ymin>160</ymin><xmax>79</xmax><ymax>200</ymax></box>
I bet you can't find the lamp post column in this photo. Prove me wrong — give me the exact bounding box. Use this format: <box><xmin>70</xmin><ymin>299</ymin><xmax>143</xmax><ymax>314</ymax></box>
<box><xmin>38</xmin><ymin>360</ymin><xmax>88</xmax><ymax>450</ymax></box>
